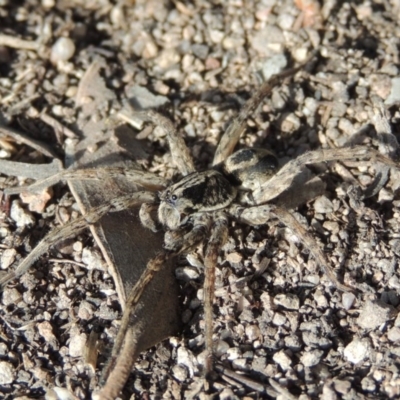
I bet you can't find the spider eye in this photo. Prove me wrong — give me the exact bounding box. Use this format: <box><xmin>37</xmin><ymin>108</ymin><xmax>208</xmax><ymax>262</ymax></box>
<box><xmin>171</xmin><ymin>194</ymin><xmax>177</xmax><ymax>201</ymax></box>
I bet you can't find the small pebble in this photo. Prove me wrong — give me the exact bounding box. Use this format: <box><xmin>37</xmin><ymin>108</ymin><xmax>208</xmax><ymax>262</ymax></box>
<box><xmin>215</xmin><ymin>340</ymin><xmax>230</xmax><ymax>357</ymax></box>
<box><xmin>50</xmin><ymin>37</ymin><xmax>76</xmax><ymax>63</ymax></box>
<box><xmin>175</xmin><ymin>266</ymin><xmax>200</xmax><ymax>281</ymax></box>
<box><xmin>272</xmin><ymin>350</ymin><xmax>292</xmax><ymax>370</ymax></box>
<box><xmin>245</xmin><ymin>325</ymin><xmax>261</xmax><ymax>342</ymax></box>
<box><xmin>126</xmin><ymin>85</ymin><xmax>169</xmax><ymax>109</ymax></box>
<box><xmin>314</xmin><ymin>196</ymin><xmax>334</xmax><ymax>214</ymax></box>
<box><xmin>81</xmin><ymin>248</ymin><xmax>106</xmax><ymax>271</ymax></box>
<box><xmin>385</xmin><ymin>77</ymin><xmax>400</xmax><ymax>106</ymax></box>
<box><xmin>361</xmin><ymin>376</ymin><xmax>376</xmax><ymax>392</ymax></box>
<box><xmin>1</xmin><ymin>248</ymin><xmax>16</xmax><ymax>270</ymax></box>
<box><xmin>300</xmin><ymin>349</ymin><xmax>323</xmax><ymax>367</ymax></box>
<box><xmin>177</xmin><ymin>347</ymin><xmax>196</xmax><ymax>377</ymax></box>
<box><xmin>272</xmin><ymin>312</ymin><xmax>287</xmax><ymax>326</ymax></box>
<box><xmin>342</xmin><ymin>292</ymin><xmax>356</xmax><ymax>310</ymax></box>
<box><xmin>0</xmin><ymin>361</ymin><xmax>15</xmax><ymax>384</ymax></box>
<box><xmin>357</xmin><ymin>300</ymin><xmax>395</xmax><ymax>329</ymax></box>
<box><xmin>2</xmin><ymin>287</ymin><xmax>21</xmax><ymax>306</ymax></box>
<box><xmin>10</xmin><ymin>201</ymin><xmax>35</xmax><ymax>227</ymax></box>
<box><xmin>46</xmin><ymin>387</ymin><xmax>77</xmax><ymax>400</ymax></box>
<box><xmin>387</xmin><ymin>327</ymin><xmax>400</xmax><ymax>342</ymax></box>
<box><xmin>69</xmin><ymin>333</ymin><xmax>87</xmax><ymax>358</ymax></box>
<box><xmin>172</xmin><ymin>365</ymin><xmax>188</xmax><ymax>382</ymax></box>
<box><xmin>333</xmin><ymin>379</ymin><xmax>352</xmax><ymax>394</ymax></box>
<box><xmin>260</xmin><ymin>53</ymin><xmax>287</xmax><ymax>81</ymax></box>
<box><xmin>274</xmin><ymin>293</ymin><xmax>300</xmax><ymax>310</ymax></box>
<box><xmin>343</xmin><ymin>338</ymin><xmax>370</xmax><ymax>364</ymax></box>
<box><xmin>37</xmin><ymin>321</ymin><xmax>58</xmax><ymax>348</ymax></box>
<box><xmin>226</xmin><ymin>347</ymin><xmax>241</xmax><ymax>361</ymax></box>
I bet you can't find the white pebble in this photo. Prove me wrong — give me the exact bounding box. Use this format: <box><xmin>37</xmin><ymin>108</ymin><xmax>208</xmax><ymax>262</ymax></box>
<box><xmin>0</xmin><ymin>361</ymin><xmax>15</xmax><ymax>384</ymax></box>
<box><xmin>261</xmin><ymin>53</ymin><xmax>287</xmax><ymax>81</ymax></box>
<box><xmin>46</xmin><ymin>386</ymin><xmax>78</xmax><ymax>400</ymax></box>
<box><xmin>245</xmin><ymin>325</ymin><xmax>261</xmax><ymax>342</ymax></box>
<box><xmin>342</xmin><ymin>292</ymin><xmax>356</xmax><ymax>310</ymax></box>
<box><xmin>314</xmin><ymin>195</ymin><xmax>334</xmax><ymax>214</ymax></box>
<box><xmin>226</xmin><ymin>347</ymin><xmax>241</xmax><ymax>360</ymax></box>
<box><xmin>69</xmin><ymin>333</ymin><xmax>87</xmax><ymax>358</ymax></box>
<box><xmin>10</xmin><ymin>201</ymin><xmax>35</xmax><ymax>227</ymax></box>
<box><xmin>177</xmin><ymin>347</ymin><xmax>196</xmax><ymax>377</ymax></box>
<box><xmin>272</xmin><ymin>350</ymin><xmax>292</xmax><ymax>370</ymax></box>
<box><xmin>274</xmin><ymin>293</ymin><xmax>300</xmax><ymax>310</ymax></box>
<box><xmin>343</xmin><ymin>338</ymin><xmax>370</xmax><ymax>364</ymax></box>
<box><xmin>2</xmin><ymin>287</ymin><xmax>21</xmax><ymax>306</ymax></box>
<box><xmin>172</xmin><ymin>365</ymin><xmax>188</xmax><ymax>382</ymax></box>
<box><xmin>300</xmin><ymin>349</ymin><xmax>323</xmax><ymax>367</ymax></box>
<box><xmin>1</xmin><ymin>248</ymin><xmax>16</xmax><ymax>270</ymax></box>
<box><xmin>51</xmin><ymin>37</ymin><xmax>76</xmax><ymax>63</ymax></box>
<box><xmin>42</xmin><ymin>0</ymin><xmax>55</xmax><ymax>8</ymax></box>
<box><xmin>175</xmin><ymin>266</ymin><xmax>200</xmax><ymax>281</ymax></box>
<box><xmin>81</xmin><ymin>248</ymin><xmax>106</xmax><ymax>271</ymax></box>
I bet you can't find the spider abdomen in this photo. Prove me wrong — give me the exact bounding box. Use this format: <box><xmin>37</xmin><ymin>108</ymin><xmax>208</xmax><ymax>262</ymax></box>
<box><xmin>220</xmin><ymin>148</ymin><xmax>279</xmax><ymax>191</ymax></box>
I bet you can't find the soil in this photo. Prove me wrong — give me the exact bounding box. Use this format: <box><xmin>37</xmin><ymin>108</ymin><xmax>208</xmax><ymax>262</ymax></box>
<box><xmin>0</xmin><ymin>1</ymin><xmax>400</xmax><ymax>399</ymax></box>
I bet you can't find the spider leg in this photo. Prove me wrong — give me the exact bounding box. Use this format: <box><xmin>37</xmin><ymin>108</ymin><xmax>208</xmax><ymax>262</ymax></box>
<box><xmin>212</xmin><ymin>61</ymin><xmax>311</xmax><ymax>166</ymax></box>
<box><xmin>5</xmin><ymin>166</ymin><xmax>167</xmax><ymax>195</ymax></box>
<box><xmin>97</xmin><ymin>215</ymin><xmax>211</xmax><ymax>400</ymax></box>
<box><xmin>229</xmin><ymin>204</ymin><xmax>352</xmax><ymax>292</ymax></box>
<box><xmin>131</xmin><ymin>109</ymin><xmax>196</xmax><ymax>176</ymax></box>
<box><xmin>247</xmin><ymin>145</ymin><xmax>398</xmax><ymax>205</ymax></box>
<box><xmin>0</xmin><ymin>191</ymin><xmax>157</xmax><ymax>289</ymax></box>
<box><xmin>139</xmin><ymin>202</ymin><xmax>161</xmax><ymax>232</ymax></box>
<box><xmin>203</xmin><ymin>213</ymin><xmax>229</xmax><ymax>375</ymax></box>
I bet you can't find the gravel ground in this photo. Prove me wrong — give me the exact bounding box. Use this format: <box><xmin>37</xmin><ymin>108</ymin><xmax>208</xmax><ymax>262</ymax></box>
<box><xmin>1</xmin><ymin>0</ymin><xmax>400</xmax><ymax>399</ymax></box>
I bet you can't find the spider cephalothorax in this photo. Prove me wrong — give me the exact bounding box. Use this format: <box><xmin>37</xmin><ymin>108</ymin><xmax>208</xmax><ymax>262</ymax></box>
<box><xmin>158</xmin><ymin>169</ymin><xmax>235</xmax><ymax>229</ymax></box>
<box><xmin>157</xmin><ymin>148</ymin><xmax>278</xmax><ymax>230</ymax></box>
<box><xmin>1</xmin><ymin>59</ymin><xmax>398</xmax><ymax>400</ymax></box>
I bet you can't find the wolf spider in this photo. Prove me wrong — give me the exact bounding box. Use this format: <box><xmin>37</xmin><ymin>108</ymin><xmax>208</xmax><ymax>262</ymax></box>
<box><xmin>1</xmin><ymin>60</ymin><xmax>397</xmax><ymax>399</ymax></box>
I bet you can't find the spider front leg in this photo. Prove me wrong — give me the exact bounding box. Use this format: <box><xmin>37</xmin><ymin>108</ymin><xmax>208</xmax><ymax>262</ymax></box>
<box><xmin>129</xmin><ymin>109</ymin><xmax>195</xmax><ymax>176</ymax></box>
<box><xmin>0</xmin><ymin>191</ymin><xmax>157</xmax><ymax>288</ymax></box>
<box><xmin>97</xmin><ymin>214</ymin><xmax>211</xmax><ymax>400</ymax></box>
<box><xmin>5</xmin><ymin>166</ymin><xmax>166</xmax><ymax>195</ymax></box>
<box><xmin>203</xmin><ymin>213</ymin><xmax>229</xmax><ymax>376</ymax></box>
<box><xmin>139</xmin><ymin>202</ymin><xmax>161</xmax><ymax>232</ymax></box>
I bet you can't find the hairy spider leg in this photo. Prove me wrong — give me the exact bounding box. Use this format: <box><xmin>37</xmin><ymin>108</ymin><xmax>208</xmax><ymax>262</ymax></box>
<box><xmin>98</xmin><ymin>215</ymin><xmax>212</xmax><ymax>400</ymax></box>
<box><xmin>228</xmin><ymin>203</ymin><xmax>351</xmax><ymax>292</ymax></box>
<box><xmin>131</xmin><ymin>109</ymin><xmax>195</xmax><ymax>176</ymax></box>
<box><xmin>212</xmin><ymin>62</ymin><xmax>310</xmax><ymax>166</ymax></box>
<box><xmin>245</xmin><ymin>146</ymin><xmax>398</xmax><ymax>205</ymax></box>
<box><xmin>0</xmin><ymin>191</ymin><xmax>157</xmax><ymax>289</ymax></box>
<box><xmin>4</xmin><ymin>167</ymin><xmax>167</xmax><ymax>195</ymax></box>
<box><xmin>203</xmin><ymin>213</ymin><xmax>229</xmax><ymax>375</ymax></box>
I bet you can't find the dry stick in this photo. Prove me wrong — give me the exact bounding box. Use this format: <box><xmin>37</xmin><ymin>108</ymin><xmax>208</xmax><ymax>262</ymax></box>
<box><xmin>0</xmin><ymin>159</ymin><xmax>62</xmax><ymax>180</ymax></box>
<box><xmin>0</xmin><ymin>125</ymin><xmax>58</xmax><ymax>159</ymax></box>
<box><xmin>0</xmin><ymin>34</ymin><xmax>40</xmax><ymax>50</ymax></box>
